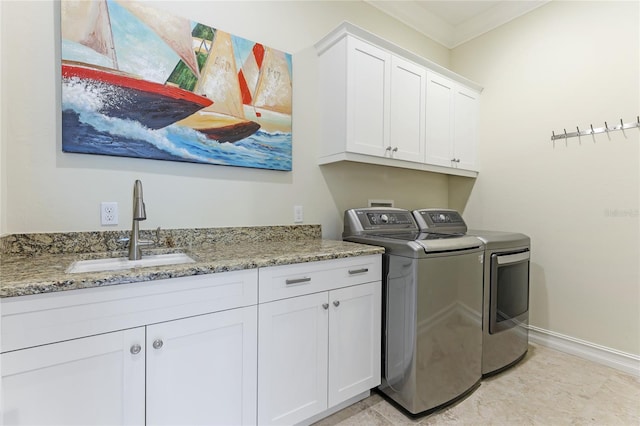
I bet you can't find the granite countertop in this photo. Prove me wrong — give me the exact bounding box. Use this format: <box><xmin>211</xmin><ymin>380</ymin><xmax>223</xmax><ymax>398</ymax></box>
<box><xmin>0</xmin><ymin>225</ymin><xmax>384</xmax><ymax>298</ymax></box>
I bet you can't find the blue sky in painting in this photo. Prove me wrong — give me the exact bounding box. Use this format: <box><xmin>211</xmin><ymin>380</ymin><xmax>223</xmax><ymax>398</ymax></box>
<box><xmin>107</xmin><ymin>0</ymin><xmax>184</xmax><ymax>83</ymax></box>
<box><xmin>232</xmin><ymin>35</ymin><xmax>293</xmax><ymax>78</ymax></box>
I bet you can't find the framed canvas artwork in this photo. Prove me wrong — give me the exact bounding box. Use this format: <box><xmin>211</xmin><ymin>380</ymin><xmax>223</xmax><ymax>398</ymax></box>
<box><xmin>61</xmin><ymin>0</ymin><xmax>293</xmax><ymax>171</ymax></box>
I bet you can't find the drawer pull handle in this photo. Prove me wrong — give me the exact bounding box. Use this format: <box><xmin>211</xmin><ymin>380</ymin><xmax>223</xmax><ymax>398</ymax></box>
<box><xmin>285</xmin><ymin>277</ymin><xmax>311</xmax><ymax>285</ymax></box>
<box><xmin>348</xmin><ymin>268</ymin><xmax>369</xmax><ymax>275</ymax></box>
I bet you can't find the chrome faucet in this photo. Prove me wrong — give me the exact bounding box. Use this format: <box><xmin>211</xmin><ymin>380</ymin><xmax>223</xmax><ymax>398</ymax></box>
<box><xmin>128</xmin><ymin>180</ymin><xmax>154</xmax><ymax>260</ymax></box>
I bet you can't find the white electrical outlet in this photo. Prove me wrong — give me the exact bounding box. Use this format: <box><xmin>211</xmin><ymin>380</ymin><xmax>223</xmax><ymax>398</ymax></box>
<box><xmin>293</xmin><ymin>205</ymin><xmax>303</xmax><ymax>223</ymax></box>
<box><xmin>101</xmin><ymin>202</ymin><xmax>119</xmax><ymax>225</ymax></box>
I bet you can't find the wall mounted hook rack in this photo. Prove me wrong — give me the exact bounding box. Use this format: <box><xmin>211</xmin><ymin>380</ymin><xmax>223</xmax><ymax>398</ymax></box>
<box><xmin>551</xmin><ymin>116</ymin><xmax>640</xmax><ymax>141</ymax></box>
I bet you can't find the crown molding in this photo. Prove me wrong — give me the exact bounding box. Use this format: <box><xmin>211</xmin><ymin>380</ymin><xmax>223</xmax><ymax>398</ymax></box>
<box><xmin>365</xmin><ymin>1</ymin><xmax>549</xmax><ymax>49</ymax></box>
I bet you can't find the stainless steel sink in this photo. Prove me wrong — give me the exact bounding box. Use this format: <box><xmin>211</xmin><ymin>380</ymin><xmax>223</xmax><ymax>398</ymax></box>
<box><xmin>66</xmin><ymin>253</ymin><xmax>196</xmax><ymax>274</ymax></box>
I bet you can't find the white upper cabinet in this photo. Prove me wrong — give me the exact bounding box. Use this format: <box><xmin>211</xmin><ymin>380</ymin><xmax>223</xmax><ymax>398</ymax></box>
<box><xmin>316</xmin><ymin>22</ymin><xmax>482</xmax><ymax>177</ymax></box>
<box><xmin>453</xmin><ymin>85</ymin><xmax>479</xmax><ymax>171</ymax></box>
<box><xmin>425</xmin><ymin>72</ymin><xmax>479</xmax><ymax>170</ymax></box>
<box><xmin>389</xmin><ymin>56</ymin><xmax>427</xmax><ymax>163</ymax></box>
<box><xmin>425</xmin><ymin>72</ymin><xmax>454</xmax><ymax>168</ymax></box>
<box><xmin>347</xmin><ymin>37</ymin><xmax>390</xmax><ymax>157</ymax></box>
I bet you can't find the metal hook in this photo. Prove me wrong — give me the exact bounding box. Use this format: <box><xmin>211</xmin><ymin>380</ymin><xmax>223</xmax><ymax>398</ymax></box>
<box><xmin>590</xmin><ymin>124</ymin><xmax>594</xmax><ymax>134</ymax></box>
<box><xmin>564</xmin><ymin>128</ymin><xmax>567</xmax><ymax>139</ymax></box>
<box><xmin>637</xmin><ymin>116</ymin><xmax>639</xmax><ymax>126</ymax></box>
<box><xmin>605</xmin><ymin>121</ymin><xmax>609</xmax><ymax>132</ymax></box>
<box><xmin>620</xmin><ymin>118</ymin><xmax>624</xmax><ymax>128</ymax></box>
<box><xmin>576</xmin><ymin>126</ymin><xmax>580</xmax><ymax>135</ymax></box>
<box><xmin>552</xmin><ymin>131</ymin><xmax>555</xmax><ymax>139</ymax></box>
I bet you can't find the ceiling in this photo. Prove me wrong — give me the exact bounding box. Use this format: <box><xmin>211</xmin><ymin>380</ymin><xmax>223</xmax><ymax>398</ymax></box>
<box><xmin>365</xmin><ymin>1</ymin><xmax>549</xmax><ymax>48</ymax></box>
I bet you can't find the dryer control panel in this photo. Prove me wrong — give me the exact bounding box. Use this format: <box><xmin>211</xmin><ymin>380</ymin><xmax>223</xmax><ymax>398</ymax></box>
<box><xmin>413</xmin><ymin>209</ymin><xmax>468</xmax><ymax>233</ymax></box>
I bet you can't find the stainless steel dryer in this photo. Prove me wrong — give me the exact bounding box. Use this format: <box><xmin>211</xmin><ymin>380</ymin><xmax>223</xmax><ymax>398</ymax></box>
<box><xmin>343</xmin><ymin>208</ymin><xmax>484</xmax><ymax>417</ymax></box>
<box><xmin>413</xmin><ymin>209</ymin><xmax>531</xmax><ymax>377</ymax></box>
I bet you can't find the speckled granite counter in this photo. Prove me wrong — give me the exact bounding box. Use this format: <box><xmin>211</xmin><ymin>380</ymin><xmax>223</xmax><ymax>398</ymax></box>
<box><xmin>0</xmin><ymin>225</ymin><xmax>384</xmax><ymax>298</ymax></box>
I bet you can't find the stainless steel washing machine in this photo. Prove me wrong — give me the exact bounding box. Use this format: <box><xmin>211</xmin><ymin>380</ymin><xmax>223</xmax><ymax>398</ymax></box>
<box><xmin>413</xmin><ymin>209</ymin><xmax>531</xmax><ymax>377</ymax></box>
<box><xmin>343</xmin><ymin>208</ymin><xmax>484</xmax><ymax>416</ymax></box>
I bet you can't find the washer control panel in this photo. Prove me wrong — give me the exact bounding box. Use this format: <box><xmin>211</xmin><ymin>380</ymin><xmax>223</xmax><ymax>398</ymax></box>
<box><xmin>343</xmin><ymin>208</ymin><xmax>418</xmax><ymax>236</ymax></box>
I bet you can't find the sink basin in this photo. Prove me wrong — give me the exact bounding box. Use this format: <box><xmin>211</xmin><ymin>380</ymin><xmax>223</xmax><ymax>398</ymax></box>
<box><xmin>66</xmin><ymin>253</ymin><xmax>196</xmax><ymax>274</ymax></box>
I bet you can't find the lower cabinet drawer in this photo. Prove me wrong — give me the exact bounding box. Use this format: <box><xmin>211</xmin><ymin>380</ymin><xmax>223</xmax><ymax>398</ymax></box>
<box><xmin>1</xmin><ymin>269</ymin><xmax>258</xmax><ymax>353</ymax></box>
<box><xmin>258</xmin><ymin>254</ymin><xmax>381</xmax><ymax>303</ymax></box>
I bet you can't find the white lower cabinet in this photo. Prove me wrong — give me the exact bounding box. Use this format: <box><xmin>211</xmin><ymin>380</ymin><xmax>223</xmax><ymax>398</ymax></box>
<box><xmin>257</xmin><ymin>255</ymin><xmax>382</xmax><ymax>425</ymax></box>
<box><xmin>1</xmin><ymin>256</ymin><xmax>381</xmax><ymax>426</ymax></box>
<box><xmin>2</xmin><ymin>328</ymin><xmax>146</xmax><ymax>426</ymax></box>
<box><xmin>2</xmin><ymin>308</ymin><xmax>257</xmax><ymax>426</ymax></box>
<box><xmin>146</xmin><ymin>307</ymin><xmax>257</xmax><ymax>426</ymax></box>
<box><xmin>258</xmin><ymin>292</ymin><xmax>329</xmax><ymax>425</ymax></box>
<box><xmin>327</xmin><ymin>283</ymin><xmax>381</xmax><ymax>407</ymax></box>
<box><xmin>1</xmin><ymin>270</ymin><xmax>258</xmax><ymax>426</ymax></box>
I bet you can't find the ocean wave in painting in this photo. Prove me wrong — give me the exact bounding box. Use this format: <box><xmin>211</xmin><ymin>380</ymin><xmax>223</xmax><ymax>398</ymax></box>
<box><xmin>61</xmin><ymin>78</ymin><xmax>292</xmax><ymax>171</ymax></box>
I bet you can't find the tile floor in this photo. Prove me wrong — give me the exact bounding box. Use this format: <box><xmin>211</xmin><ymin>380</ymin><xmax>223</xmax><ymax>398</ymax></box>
<box><xmin>314</xmin><ymin>343</ymin><xmax>640</xmax><ymax>425</ymax></box>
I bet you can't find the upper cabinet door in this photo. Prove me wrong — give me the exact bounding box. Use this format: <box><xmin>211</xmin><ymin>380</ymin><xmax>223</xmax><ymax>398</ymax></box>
<box><xmin>453</xmin><ymin>86</ymin><xmax>479</xmax><ymax>171</ymax></box>
<box><xmin>346</xmin><ymin>37</ymin><xmax>391</xmax><ymax>157</ymax></box>
<box><xmin>2</xmin><ymin>328</ymin><xmax>146</xmax><ymax>426</ymax></box>
<box><xmin>389</xmin><ymin>56</ymin><xmax>426</xmax><ymax>163</ymax></box>
<box><xmin>146</xmin><ymin>307</ymin><xmax>258</xmax><ymax>426</ymax></box>
<box><xmin>425</xmin><ymin>72</ymin><xmax>455</xmax><ymax>168</ymax></box>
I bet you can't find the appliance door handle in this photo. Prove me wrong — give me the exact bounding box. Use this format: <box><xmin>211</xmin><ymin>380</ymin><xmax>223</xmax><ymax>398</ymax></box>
<box><xmin>496</xmin><ymin>251</ymin><xmax>530</xmax><ymax>265</ymax></box>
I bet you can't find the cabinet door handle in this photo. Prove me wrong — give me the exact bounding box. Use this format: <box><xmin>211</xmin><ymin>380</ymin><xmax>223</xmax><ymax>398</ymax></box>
<box><xmin>385</xmin><ymin>146</ymin><xmax>392</xmax><ymax>151</ymax></box>
<box><xmin>333</xmin><ymin>300</ymin><xmax>340</xmax><ymax>307</ymax></box>
<box><xmin>322</xmin><ymin>303</ymin><xmax>329</xmax><ymax>310</ymax></box>
<box><xmin>152</xmin><ymin>339</ymin><xmax>164</xmax><ymax>350</ymax></box>
<box><xmin>348</xmin><ymin>268</ymin><xmax>369</xmax><ymax>275</ymax></box>
<box><xmin>285</xmin><ymin>277</ymin><xmax>311</xmax><ymax>285</ymax></box>
<box><xmin>392</xmin><ymin>147</ymin><xmax>398</xmax><ymax>152</ymax></box>
<box><xmin>130</xmin><ymin>344</ymin><xmax>142</xmax><ymax>355</ymax></box>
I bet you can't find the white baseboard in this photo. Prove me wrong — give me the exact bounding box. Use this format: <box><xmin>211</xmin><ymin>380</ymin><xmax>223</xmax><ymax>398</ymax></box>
<box><xmin>528</xmin><ymin>325</ymin><xmax>640</xmax><ymax>377</ymax></box>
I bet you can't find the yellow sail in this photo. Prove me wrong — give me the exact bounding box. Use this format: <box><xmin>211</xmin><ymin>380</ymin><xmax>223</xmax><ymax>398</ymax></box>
<box><xmin>253</xmin><ymin>48</ymin><xmax>292</xmax><ymax>115</ymax></box>
<box><xmin>61</xmin><ymin>0</ymin><xmax>117</xmax><ymax>67</ymax></box>
<box><xmin>195</xmin><ymin>30</ymin><xmax>245</xmax><ymax>119</ymax></box>
<box><xmin>116</xmin><ymin>1</ymin><xmax>200</xmax><ymax>79</ymax></box>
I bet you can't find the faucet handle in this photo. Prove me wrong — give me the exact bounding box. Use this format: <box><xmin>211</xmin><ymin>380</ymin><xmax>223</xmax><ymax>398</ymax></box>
<box><xmin>137</xmin><ymin>239</ymin><xmax>155</xmax><ymax>248</ymax></box>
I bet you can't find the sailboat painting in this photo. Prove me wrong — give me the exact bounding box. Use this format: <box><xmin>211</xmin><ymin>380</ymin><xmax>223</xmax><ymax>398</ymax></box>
<box><xmin>61</xmin><ymin>0</ymin><xmax>293</xmax><ymax>171</ymax></box>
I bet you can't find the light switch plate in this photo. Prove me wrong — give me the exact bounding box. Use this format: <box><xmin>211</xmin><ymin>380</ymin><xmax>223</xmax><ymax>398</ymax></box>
<box><xmin>293</xmin><ymin>205</ymin><xmax>303</xmax><ymax>223</ymax></box>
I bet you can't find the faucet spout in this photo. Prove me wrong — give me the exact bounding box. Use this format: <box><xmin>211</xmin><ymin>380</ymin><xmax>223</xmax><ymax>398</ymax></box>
<box><xmin>128</xmin><ymin>179</ymin><xmax>150</xmax><ymax>260</ymax></box>
<box><xmin>132</xmin><ymin>179</ymin><xmax>146</xmax><ymax>221</ymax></box>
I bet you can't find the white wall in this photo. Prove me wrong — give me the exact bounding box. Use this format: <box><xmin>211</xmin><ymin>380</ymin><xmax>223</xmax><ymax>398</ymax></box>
<box><xmin>0</xmin><ymin>0</ymin><xmax>5</xmax><ymax>236</ymax></box>
<box><xmin>0</xmin><ymin>0</ymin><xmax>450</xmax><ymax>239</ymax></box>
<box><xmin>451</xmin><ymin>1</ymin><xmax>640</xmax><ymax>356</ymax></box>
